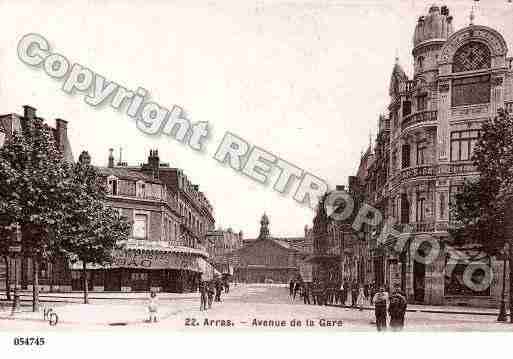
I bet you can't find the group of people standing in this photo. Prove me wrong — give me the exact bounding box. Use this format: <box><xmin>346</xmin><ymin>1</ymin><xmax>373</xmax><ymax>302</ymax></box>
<box><xmin>372</xmin><ymin>285</ymin><xmax>408</xmax><ymax>331</ymax></box>
<box><xmin>289</xmin><ymin>278</ymin><xmax>408</xmax><ymax>331</ymax></box>
<box><xmin>289</xmin><ymin>278</ymin><xmax>371</xmax><ymax>309</ymax></box>
<box><xmin>199</xmin><ymin>278</ymin><xmax>229</xmax><ymax>311</ymax></box>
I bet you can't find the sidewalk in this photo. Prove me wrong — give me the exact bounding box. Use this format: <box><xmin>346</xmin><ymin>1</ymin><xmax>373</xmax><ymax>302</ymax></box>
<box><xmin>0</xmin><ymin>301</ymin><xmax>196</xmax><ymax>327</ymax></box>
<box><xmin>0</xmin><ymin>290</ymin><xmax>200</xmax><ymax>303</ymax></box>
<box><xmin>327</xmin><ymin>302</ymin><xmax>501</xmax><ymax>316</ymax></box>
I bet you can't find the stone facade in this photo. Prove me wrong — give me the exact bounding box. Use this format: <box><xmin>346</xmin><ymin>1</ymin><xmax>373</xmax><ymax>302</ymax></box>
<box><xmin>206</xmin><ymin>228</ymin><xmax>243</xmax><ymax>275</ymax></box>
<box><xmin>309</xmin><ymin>5</ymin><xmax>513</xmax><ymax>308</ymax></box>
<box><xmin>228</xmin><ymin>214</ymin><xmax>307</xmax><ymax>283</ymax></box>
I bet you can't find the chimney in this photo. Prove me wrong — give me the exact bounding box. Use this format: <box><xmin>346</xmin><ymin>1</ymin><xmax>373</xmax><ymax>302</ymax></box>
<box><xmin>108</xmin><ymin>148</ymin><xmax>114</xmax><ymax>168</ymax></box>
<box><xmin>23</xmin><ymin>105</ymin><xmax>36</xmax><ymax>120</ymax></box>
<box><xmin>55</xmin><ymin>118</ymin><xmax>68</xmax><ymax>152</ymax></box>
<box><xmin>148</xmin><ymin>149</ymin><xmax>160</xmax><ymax>179</ymax></box>
<box><xmin>78</xmin><ymin>151</ymin><xmax>91</xmax><ymax>165</ymax></box>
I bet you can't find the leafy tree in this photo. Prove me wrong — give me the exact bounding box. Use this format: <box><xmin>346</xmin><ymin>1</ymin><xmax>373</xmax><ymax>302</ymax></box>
<box><xmin>450</xmin><ymin>108</ymin><xmax>513</xmax><ymax>320</ymax></box>
<box><xmin>0</xmin><ymin>119</ymin><xmax>71</xmax><ymax>312</ymax></box>
<box><xmin>57</xmin><ymin>152</ymin><xmax>130</xmax><ymax>304</ymax></box>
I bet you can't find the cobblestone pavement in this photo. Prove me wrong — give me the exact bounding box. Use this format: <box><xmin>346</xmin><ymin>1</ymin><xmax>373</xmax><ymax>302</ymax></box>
<box><xmin>1</xmin><ymin>284</ymin><xmax>512</xmax><ymax>331</ymax></box>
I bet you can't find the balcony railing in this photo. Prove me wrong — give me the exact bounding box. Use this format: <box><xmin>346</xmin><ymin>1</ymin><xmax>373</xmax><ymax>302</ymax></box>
<box><xmin>390</xmin><ymin>162</ymin><xmax>479</xmax><ymax>187</ymax></box>
<box><xmin>401</xmin><ymin>110</ymin><xmax>437</xmax><ymax>131</ymax></box>
<box><xmin>401</xmin><ymin>164</ymin><xmax>436</xmax><ymax>180</ymax></box>
<box><xmin>392</xmin><ymin>222</ymin><xmax>436</xmax><ymax>234</ymax></box>
<box><xmin>438</xmin><ymin>163</ymin><xmax>478</xmax><ymax>175</ymax></box>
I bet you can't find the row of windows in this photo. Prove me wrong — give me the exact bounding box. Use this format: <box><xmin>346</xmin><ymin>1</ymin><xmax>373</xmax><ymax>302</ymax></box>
<box><xmin>392</xmin><ymin>130</ymin><xmax>480</xmax><ymax>172</ymax></box>
<box><xmin>400</xmin><ymin>140</ymin><xmax>429</xmax><ymax>169</ymax></box>
<box><xmin>450</xmin><ymin>130</ymin><xmax>481</xmax><ymax>162</ymax></box>
<box><xmin>390</xmin><ymin>184</ymin><xmax>465</xmax><ymax>224</ymax></box>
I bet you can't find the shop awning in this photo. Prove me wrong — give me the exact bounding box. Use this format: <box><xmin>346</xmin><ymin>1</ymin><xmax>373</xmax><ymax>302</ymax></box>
<box><xmin>70</xmin><ymin>248</ymin><xmax>201</xmax><ymax>272</ymax></box>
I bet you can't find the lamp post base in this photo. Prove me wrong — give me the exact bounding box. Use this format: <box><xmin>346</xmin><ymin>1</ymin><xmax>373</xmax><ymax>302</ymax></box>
<box><xmin>11</xmin><ymin>293</ymin><xmax>21</xmax><ymax>315</ymax></box>
<box><xmin>497</xmin><ymin>299</ymin><xmax>507</xmax><ymax>322</ymax></box>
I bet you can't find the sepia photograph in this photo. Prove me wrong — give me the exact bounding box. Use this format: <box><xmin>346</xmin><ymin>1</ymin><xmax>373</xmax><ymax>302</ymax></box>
<box><xmin>1</xmin><ymin>0</ymin><xmax>513</xmax><ymax>357</ymax></box>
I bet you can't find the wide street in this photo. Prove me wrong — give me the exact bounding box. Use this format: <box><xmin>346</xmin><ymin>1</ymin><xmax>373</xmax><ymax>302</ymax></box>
<box><xmin>1</xmin><ymin>284</ymin><xmax>512</xmax><ymax>332</ymax></box>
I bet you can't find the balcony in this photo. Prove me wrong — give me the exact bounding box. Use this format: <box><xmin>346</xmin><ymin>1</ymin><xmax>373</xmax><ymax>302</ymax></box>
<box><xmin>392</xmin><ymin>222</ymin><xmax>435</xmax><ymax>234</ymax></box>
<box><xmin>401</xmin><ymin>110</ymin><xmax>437</xmax><ymax>131</ymax></box>
<box><xmin>438</xmin><ymin>163</ymin><xmax>478</xmax><ymax>175</ymax></box>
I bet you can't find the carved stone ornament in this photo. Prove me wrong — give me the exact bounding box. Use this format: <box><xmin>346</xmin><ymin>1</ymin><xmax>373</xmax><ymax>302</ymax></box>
<box><xmin>492</xmin><ymin>77</ymin><xmax>504</xmax><ymax>86</ymax></box>
<box><xmin>439</xmin><ymin>25</ymin><xmax>508</xmax><ymax>63</ymax></box>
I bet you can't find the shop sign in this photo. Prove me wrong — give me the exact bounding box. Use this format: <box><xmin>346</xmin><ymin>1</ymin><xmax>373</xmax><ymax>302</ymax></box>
<box><xmin>112</xmin><ymin>250</ymin><xmax>199</xmax><ymax>271</ymax></box>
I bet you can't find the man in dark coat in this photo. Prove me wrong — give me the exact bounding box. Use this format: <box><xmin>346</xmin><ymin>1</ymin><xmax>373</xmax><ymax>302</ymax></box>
<box><xmin>289</xmin><ymin>279</ymin><xmax>295</xmax><ymax>297</ymax></box>
<box><xmin>389</xmin><ymin>286</ymin><xmax>407</xmax><ymax>331</ymax></box>
<box><xmin>373</xmin><ymin>286</ymin><xmax>389</xmax><ymax>331</ymax></box>
<box><xmin>293</xmin><ymin>281</ymin><xmax>301</xmax><ymax>300</ymax></box>
<box><xmin>215</xmin><ymin>279</ymin><xmax>222</xmax><ymax>302</ymax></box>
<box><xmin>351</xmin><ymin>281</ymin><xmax>359</xmax><ymax>308</ymax></box>
<box><xmin>302</xmin><ymin>283</ymin><xmax>311</xmax><ymax>305</ymax></box>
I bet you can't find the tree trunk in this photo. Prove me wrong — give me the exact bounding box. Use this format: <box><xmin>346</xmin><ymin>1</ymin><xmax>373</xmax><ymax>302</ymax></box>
<box><xmin>82</xmin><ymin>261</ymin><xmax>89</xmax><ymax>304</ymax></box>
<box><xmin>32</xmin><ymin>257</ymin><xmax>39</xmax><ymax>312</ymax></box>
<box><xmin>3</xmin><ymin>256</ymin><xmax>11</xmax><ymax>301</ymax></box>
<box><xmin>508</xmin><ymin>243</ymin><xmax>513</xmax><ymax>323</ymax></box>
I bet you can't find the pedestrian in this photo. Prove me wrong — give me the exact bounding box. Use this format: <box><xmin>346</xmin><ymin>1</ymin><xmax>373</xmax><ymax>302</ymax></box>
<box><xmin>207</xmin><ymin>281</ymin><xmax>215</xmax><ymax>309</ymax></box>
<box><xmin>373</xmin><ymin>286</ymin><xmax>389</xmax><ymax>332</ymax></box>
<box><xmin>351</xmin><ymin>281</ymin><xmax>359</xmax><ymax>308</ymax></box>
<box><xmin>147</xmin><ymin>290</ymin><xmax>159</xmax><ymax>323</ymax></box>
<box><xmin>370</xmin><ymin>283</ymin><xmax>377</xmax><ymax>305</ymax></box>
<box><xmin>337</xmin><ymin>281</ymin><xmax>344</xmax><ymax>305</ymax></box>
<box><xmin>289</xmin><ymin>279</ymin><xmax>294</xmax><ymax>297</ymax></box>
<box><xmin>389</xmin><ymin>286</ymin><xmax>407</xmax><ymax>331</ymax></box>
<box><xmin>310</xmin><ymin>282</ymin><xmax>317</xmax><ymax>305</ymax></box>
<box><xmin>294</xmin><ymin>280</ymin><xmax>301</xmax><ymax>300</ymax></box>
<box><xmin>199</xmin><ymin>281</ymin><xmax>208</xmax><ymax>311</ymax></box>
<box><xmin>342</xmin><ymin>279</ymin><xmax>349</xmax><ymax>306</ymax></box>
<box><xmin>302</xmin><ymin>283</ymin><xmax>311</xmax><ymax>305</ymax></box>
<box><xmin>225</xmin><ymin>280</ymin><xmax>230</xmax><ymax>293</ymax></box>
<box><xmin>215</xmin><ymin>279</ymin><xmax>222</xmax><ymax>302</ymax></box>
<box><xmin>356</xmin><ymin>285</ymin><xmax>366</xmax><ymax>311</ymax></box>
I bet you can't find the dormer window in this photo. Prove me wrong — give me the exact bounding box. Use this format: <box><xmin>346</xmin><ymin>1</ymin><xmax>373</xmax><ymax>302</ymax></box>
<box><xmin>136</xmin><ymin>180</ymin><xmax>146</xmax><ymax>198</ymax></box>
<box><xmin>107</xmin><ymin>176</ymin><xmax>119</xmax><ymax>195</ymax></box>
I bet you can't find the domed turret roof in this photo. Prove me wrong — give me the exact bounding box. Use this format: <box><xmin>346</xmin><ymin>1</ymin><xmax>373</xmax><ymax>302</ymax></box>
<box><xmin>413</xmin><ymin>5</ymin><xmax>454</xmax><ymax>48</ymax></box>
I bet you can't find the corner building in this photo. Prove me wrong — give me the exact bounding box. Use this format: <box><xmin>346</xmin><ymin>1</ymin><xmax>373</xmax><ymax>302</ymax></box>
<box><xmin>323</xmin><ymin>5</ymin><xmax>512</xmax><ymax>307</ymax></box>
<box><xmin>70</xmin><ymin>149</ymin><xmax>216</xmax><ymax>293</ymax></box>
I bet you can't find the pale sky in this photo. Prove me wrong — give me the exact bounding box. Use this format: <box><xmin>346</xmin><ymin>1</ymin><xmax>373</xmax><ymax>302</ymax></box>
<box><xmin>1</xmin><ymin>0</ymin><xmax>512</xmax><ymax>238</ymax></box>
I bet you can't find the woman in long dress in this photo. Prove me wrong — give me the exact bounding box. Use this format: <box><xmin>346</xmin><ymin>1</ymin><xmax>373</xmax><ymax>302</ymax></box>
<box><xmin>356</xmin><ymin>285</ymin><xmax>366</xmax><ymax>311</ymax></box>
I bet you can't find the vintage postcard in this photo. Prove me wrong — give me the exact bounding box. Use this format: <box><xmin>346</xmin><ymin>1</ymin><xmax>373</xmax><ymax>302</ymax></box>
<box><xmin>1</xmin><ymin>0</ymin><xmax>513</xmax><ymax>356</ymax></box>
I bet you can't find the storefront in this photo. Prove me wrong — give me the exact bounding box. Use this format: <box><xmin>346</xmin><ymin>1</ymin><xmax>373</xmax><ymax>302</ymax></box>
<box><xmin>70</xmin><ymin>247</ymin><xmax>206</xmax><ymax>293</ymax></box>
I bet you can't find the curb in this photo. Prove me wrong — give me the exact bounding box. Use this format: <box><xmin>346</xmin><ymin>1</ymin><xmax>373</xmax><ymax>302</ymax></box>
<box><xmin>326</xmin><ymin>304</ymin><xmax>501</xmax><ymax>317</ymax></box>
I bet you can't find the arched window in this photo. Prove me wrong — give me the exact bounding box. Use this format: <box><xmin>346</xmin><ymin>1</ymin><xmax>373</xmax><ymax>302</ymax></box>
<box><xmin>417</xmin><ymin>56</ymin><xmax>424</xmax><ymax>71</ymax></box>
<box><xmin>452</xmin><ymin>42</ymin><xmax>491</xmax><ymax>73</ymax></box>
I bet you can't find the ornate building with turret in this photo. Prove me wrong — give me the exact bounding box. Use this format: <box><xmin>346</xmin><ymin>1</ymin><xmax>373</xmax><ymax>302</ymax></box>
<box><xmin>310</xmin><ymin>4</ymin><xmax>513</xmax><ymax>307</ymax></box>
